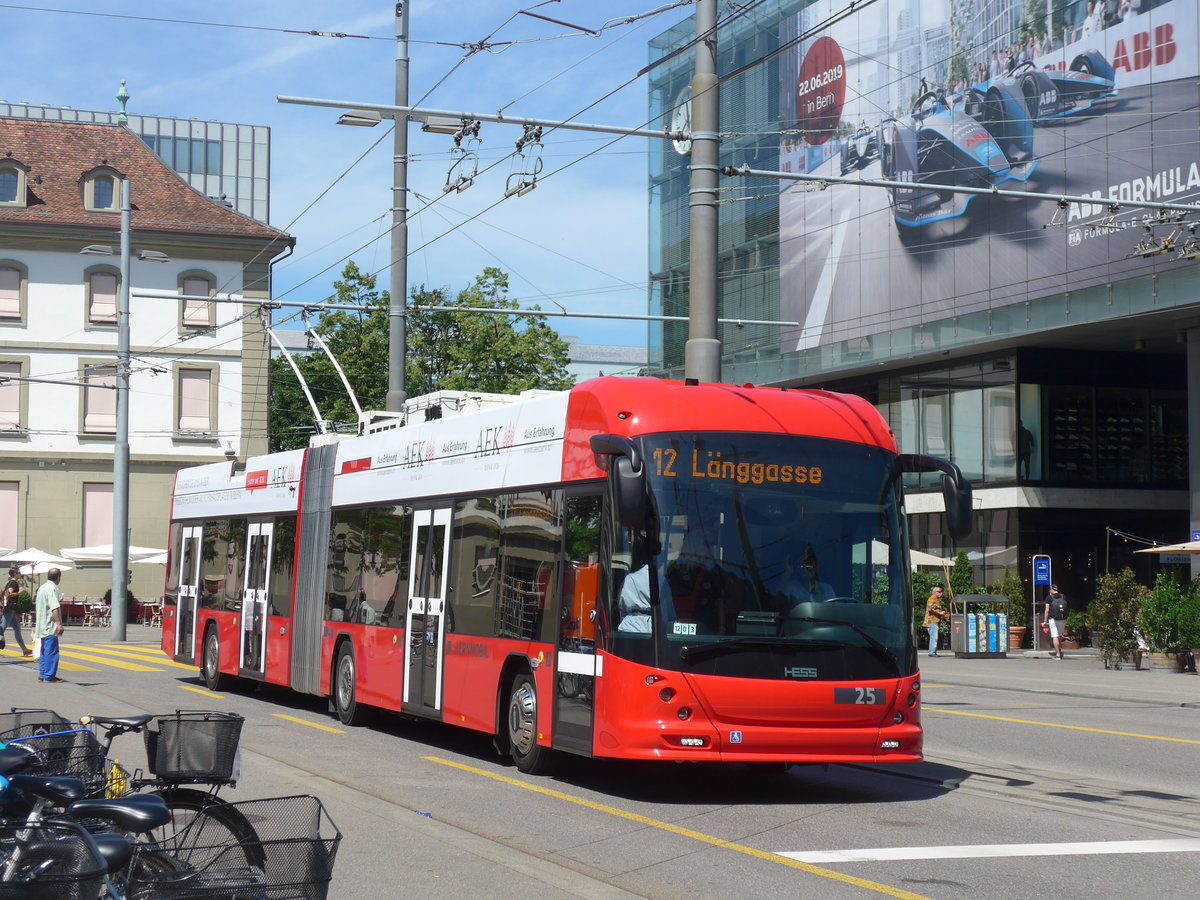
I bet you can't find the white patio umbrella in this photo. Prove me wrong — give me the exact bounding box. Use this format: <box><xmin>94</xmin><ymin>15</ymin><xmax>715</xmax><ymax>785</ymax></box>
<box><xmin>910</xmin><ymin>549</ymin><xmax>953</xmax><ymax>567</ymax></box>
<box><xmin>18</xmin><ymin>561</ymin><xmax>73</xmax><ymax>576</ymax></box>
<box><xmin>132</xmin><ymin>552</ymin><xmax>169</xmax><ymax>566</ymax></box>
<box><xmin>1</xmin><ymin>547</ymin><xmax>73</xmax><ymax>567</ymax></box>
<box><xmin>1134</xmin><ymin>540</ymin><xmax>1200</xmax><ymax>554</ymax></box>
<box><xmin>59</xmin><ymin>544</ymin><xmax>167</xmax><ymax>563</ymax></box>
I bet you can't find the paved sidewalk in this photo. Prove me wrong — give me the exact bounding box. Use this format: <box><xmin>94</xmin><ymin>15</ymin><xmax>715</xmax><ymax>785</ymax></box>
<box><xmin>919</xmin><ymin>647</ymin><xmax>1200</xmax><ymax>708</ymax></box>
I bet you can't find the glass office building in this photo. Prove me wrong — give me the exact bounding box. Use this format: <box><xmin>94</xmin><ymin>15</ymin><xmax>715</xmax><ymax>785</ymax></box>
<box><xmin>648</xmin><ymin>0</ymin><xmax>1198</xmax><ymax>601</ymax></box>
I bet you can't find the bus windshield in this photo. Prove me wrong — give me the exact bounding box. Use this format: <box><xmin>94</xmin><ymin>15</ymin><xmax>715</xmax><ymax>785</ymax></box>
<box><xmin>608</xmin><ymin>432</ymin><xmax>915</xmax><ymax>680</ymax></box>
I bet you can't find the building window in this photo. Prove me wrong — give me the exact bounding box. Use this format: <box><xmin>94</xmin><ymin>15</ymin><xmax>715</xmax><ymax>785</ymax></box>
<box><xmin>180</xmin><ymin>273</ymin><xmax>215</xmax><ymax>329</ymax></box>
<box><xmin>177</xmin><ymin>367</ymin><xmax>214</xmax><ymax>434</ymax></box>
<box><xmin>0</xmin><ymin>170</ymin><xmax>16</xmax><ymax>203</ymax></box>
<box><xmin>87</xmin><ymin>270</ymin><xmax>118</xmax><ymax>325</ymax></box>
<box><xmin>82</xmin><ymin>364</ymin><xmax>117</xmax><ymax>434</ymax></box>
<box><xmin>0</xmin><ymin>482</ymin><xmax>17</xmax><ymax>552</ymax></box>
<box><xmin>0</xmin><ymin>264</ymin><xmax>25</xmax><ymax>320</ymax></box>
<box><xmin>0</xmin><ymin>163</ymin><xmax>26</xmax><ymax>208</ymax></box>
<box><xmin>0</xmin><ymin>362</ymin><xmax>21</xmax><ymax>431</ymax></box>
<box><xmin>93</xmin><ymin>175</ymin><xmax>114</xmax><ymax>209</ymax></box>
<box><xmin>83</xmin><ymin>167</ymin><xmax>121</xmax><ymax>213</ymax></box>
<box><xmin>82</xmin><ymin>483</ymin><xmax>114</xmax><ymax>546</ymax></box>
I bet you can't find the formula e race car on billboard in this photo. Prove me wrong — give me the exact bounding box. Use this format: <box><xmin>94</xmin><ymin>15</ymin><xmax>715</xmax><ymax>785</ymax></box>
<box><xmin>840</xmin><ymin>124</ymin><xmax>880</xmax><ymax>175</ymax></box>
<box><xmin>879</xmin><ymin>85</ymin><xmax>1038</xmax><ymax>228</ymax></box>
<box><xmin>985</xmin><ymin>51</ymin><xmax>1117</xmax><ymax>122</ymax></box>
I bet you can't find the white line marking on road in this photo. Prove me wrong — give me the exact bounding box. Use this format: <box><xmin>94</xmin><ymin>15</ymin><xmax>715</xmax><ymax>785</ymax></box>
<box><xmin>778</xmin><ymin>840</ymin><xmax>1200</xmax><ymax>863</ymax></box>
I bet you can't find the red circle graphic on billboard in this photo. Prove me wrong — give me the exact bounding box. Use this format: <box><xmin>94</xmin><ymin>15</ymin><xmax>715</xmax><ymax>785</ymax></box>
<box><xmin>795</xmin><ymin>36</ymin><xmax>846</xmax><ymax>146</ymax></box>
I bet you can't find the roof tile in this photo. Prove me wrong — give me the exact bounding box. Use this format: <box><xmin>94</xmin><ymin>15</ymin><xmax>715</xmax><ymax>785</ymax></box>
<box><xmin>0</xmin><ymin>118</ymin><xmax>289</xmax><ymax>245</ymax></box>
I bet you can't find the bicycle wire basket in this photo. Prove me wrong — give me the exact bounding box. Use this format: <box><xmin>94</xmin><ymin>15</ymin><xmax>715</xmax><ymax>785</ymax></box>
<box><xmin>0</xmin><ymin>711</ymin><xmax>107</xmax><ymax>796</ymax></box>
<box><xmin>0</xmin><ymin>820</ymin><xmax>107</xmax><ymax>900</ymax></box>
<box><xmin>128</xmin><ymin>795</ymin><xmax>342</xmax><ymax>900</ymax></box>
<box><xmin>144</xmin><ymin>711</ymin><xmax>243</xmax><ymax>782</ymax></box>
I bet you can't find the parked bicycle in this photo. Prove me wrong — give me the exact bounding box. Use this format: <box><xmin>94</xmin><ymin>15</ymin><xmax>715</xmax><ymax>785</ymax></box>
<box><xmin>0</xmin><ymin>738</ymin><xmax>343</xmax><ymax>899</ymax></box>
<box><xmin>0</xmin><ymin>708</ymin><xmax>261</xmax><ymax>871</ymax></box>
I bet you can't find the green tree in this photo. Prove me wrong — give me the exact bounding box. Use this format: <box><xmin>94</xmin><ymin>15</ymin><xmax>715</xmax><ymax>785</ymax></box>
<box><xmin>1092</xmin><ymin>567</ymin><xmax>1143</xmax><ymax>668</ymax></box>
<box><xmin>988</xmin><ymin>568</ymin><xmax>1027</xmax><ymax>628</ymax></box>
<box><xmin>949</xmin><ymin>550</ymin><xmax>974</xmax><ymax>599</ymax></box>
<box><xmin>269</xmin><ymin>264</ymin><xmax>573</xmax><ymax>451</ymax></box>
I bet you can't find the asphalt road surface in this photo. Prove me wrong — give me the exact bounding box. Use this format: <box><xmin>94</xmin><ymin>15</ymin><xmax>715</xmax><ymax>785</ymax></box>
<box><xmin>5</xmin><ymin>630</ymin><xmax>1200</xmax><ymax>899</ymax></box>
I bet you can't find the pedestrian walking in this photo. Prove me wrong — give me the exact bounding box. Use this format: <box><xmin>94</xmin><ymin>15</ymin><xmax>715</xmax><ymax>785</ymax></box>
<box><xmin>1043</xmin><ymin>584</ymin><xmax>1068</xmax><ymax>659</ymax></box>
<box><xmin>1</xmin><ymin>567</ymin><xmax>32</xmax><ymax>655</ymax></box>
<box><xmin>924</xmin><ymin>585</ymin><xmax>948</xmax><ymax>657</ymax></box>
<box><xmin>34</xmin><ymin>567</ymin><xmax>66</xmax><ymax>682</ymax></box>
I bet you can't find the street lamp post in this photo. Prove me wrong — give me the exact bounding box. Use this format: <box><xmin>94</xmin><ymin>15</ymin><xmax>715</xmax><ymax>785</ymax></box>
<box><xmin>81</xmin><ymin>179</ymin><xmax>167</xmax><ymax>641</ymax></box>
<box><xmin>113</xmin><ymin>177</ymin><xmax>131</xmax><ymax>641</ymax></box>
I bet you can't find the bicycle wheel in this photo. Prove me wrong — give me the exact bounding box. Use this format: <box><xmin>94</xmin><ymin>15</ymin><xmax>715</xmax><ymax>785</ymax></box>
<box><xmin>146</xmin><ymin>787</ymin><xmax>265</xmax><ymax>872</ymax></box>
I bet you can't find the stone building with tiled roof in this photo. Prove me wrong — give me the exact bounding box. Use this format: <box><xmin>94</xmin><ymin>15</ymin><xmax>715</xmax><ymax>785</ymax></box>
<box><xmin>0</xmin><ymin>116</ymin><xmax>293</xmax><ymax>604</ymax></box>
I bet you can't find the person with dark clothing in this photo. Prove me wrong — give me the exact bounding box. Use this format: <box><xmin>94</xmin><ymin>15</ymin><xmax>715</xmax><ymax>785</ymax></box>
<box><xmin>1</xmin><ymin>567</ymin><xmax>31</xmax><ymax>655</ymax></box>
<box><xmin>1043</xmin><ymin>584</ymin><xmax>1068</xmax><ymax>659</ymax></box>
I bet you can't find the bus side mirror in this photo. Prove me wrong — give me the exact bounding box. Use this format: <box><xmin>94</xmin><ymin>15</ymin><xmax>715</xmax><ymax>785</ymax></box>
<box><xmin>589</xmin><ymin>434</ymin><xmax>647</xmax><ymax>527</ymax></box>
<box><xmin>898</xmin><ymin>453</ymin><xmax>974</xmax><ymax>541</ymax></box>
<box><xmin>940</xmin><ymin>473</ymin><xmax>973</xmax><ymax>541</ymax></box>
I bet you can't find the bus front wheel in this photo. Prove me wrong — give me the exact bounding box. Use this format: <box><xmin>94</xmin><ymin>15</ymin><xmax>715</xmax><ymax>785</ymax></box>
<box><xmin>334</xmin><ymin>644</ymin><xmax>374</xmax><ymax>727</ymax></box>
<box><xmin>507</xmin><ymin>673</ymin><xmax>552</xmax><ymax>774</ymax></box>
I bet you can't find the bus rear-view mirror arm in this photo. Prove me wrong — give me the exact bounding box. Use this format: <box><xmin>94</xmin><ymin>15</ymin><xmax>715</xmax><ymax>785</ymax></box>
<box><xmin>590</xmin><ymin>434</ymin><xmax>648</xmax><ymax>527</ymax></box>
<box><xmin>898</xmin><ymin>453</ymin><xmax>974</xmax><ymax>541</ymax></box>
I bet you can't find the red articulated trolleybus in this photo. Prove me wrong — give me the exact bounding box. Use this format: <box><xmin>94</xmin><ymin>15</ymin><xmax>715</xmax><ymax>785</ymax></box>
<box><xmin>162</xmin><ymin>376</ymin><xmax>971</xmax><ymax>773</ymax></box>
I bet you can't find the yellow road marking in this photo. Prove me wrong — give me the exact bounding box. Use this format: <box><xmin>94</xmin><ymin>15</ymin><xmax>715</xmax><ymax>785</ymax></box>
<box><xmin>57</xmin><ymin>650</ymin><xmax>164</xmax><ymax>672</ymax></box>
<box><xmin>179</xmin><ymin>685</ymin><xmax>223</xmax><ymax>699</ymax></box>
<box><xmin>924</xmin><ymin>707</ymin><xmax>1200</xmax><ymax>745</ymax></box>
<box><xmin>55</xmin><ymin>660</ymin><xmax>102</xmax><ymax>672</ymax></box>
<box><xmin>425</xmin><ymin>757</ymin><xmax>933</xmax><ymax>900</ymax></box>
<box><xmin>73</xmin><ymin>644</ymin><xmax>197</xmax><ymax>671</ymax></box>
<box><xmin>273</xmin><ymin>714</ymin><xmax>345</xmax><ymax>734</ymax></box>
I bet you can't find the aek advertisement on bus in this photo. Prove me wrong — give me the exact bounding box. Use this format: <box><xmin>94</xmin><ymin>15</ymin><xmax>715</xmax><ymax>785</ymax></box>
<box><xmin>776</xmin><ymin>0</ymin><xmax>1199</xmax><ymax>351</ymax></box>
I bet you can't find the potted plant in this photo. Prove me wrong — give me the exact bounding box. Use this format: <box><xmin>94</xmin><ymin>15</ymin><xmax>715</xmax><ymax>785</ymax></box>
<box><xmin>1140</xmin><ymin>572</ymin><xmax>1186</xmax><ymax>672</ymax></box>
<box><xmin>989</xmin><ymin>568</ymin><xmax>1027</xmax><ymax>649</ymax></box>
<box><xmin>1062</xmin><ymin>609</ymin><xmax>1089</xmax><ymax>649</ymax></box>
<box><xmin>1092</xmin><ymin>568</ymin><xmax>1142</xmax><ymax>669</ymax></box>
<box><xmin>1178</xmin><ymin>585</ymin><xmax>1200</xmax><ymax>674</ymax></box>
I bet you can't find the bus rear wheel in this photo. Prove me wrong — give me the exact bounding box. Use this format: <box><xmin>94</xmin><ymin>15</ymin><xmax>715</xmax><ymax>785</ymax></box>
<box><xmin>334</xmin><ymin>644</ymin><xmax>375</xmax><ymax>727</ymax></box>
<box><xmin>201</xmin><ymin>627</ymin><xmax>230</xmax><ymax>692</ymax></box>
<box><xmin>507</xmin><ymin>674</ymin><xmax>552</xmax><ymax>774</ymax></box>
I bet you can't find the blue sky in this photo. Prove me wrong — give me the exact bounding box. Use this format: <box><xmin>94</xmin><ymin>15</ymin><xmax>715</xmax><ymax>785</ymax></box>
<box><xmin>1</xmin><ymin>1</ymin><xmax>694</xmax><ymax>348</ymax></box>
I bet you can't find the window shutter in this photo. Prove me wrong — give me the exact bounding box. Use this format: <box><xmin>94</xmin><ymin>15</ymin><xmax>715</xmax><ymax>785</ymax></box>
<box><xmin>178</xmin><ymin>369</ymin><xmax>211</xmax><ymax>432</ymax></box>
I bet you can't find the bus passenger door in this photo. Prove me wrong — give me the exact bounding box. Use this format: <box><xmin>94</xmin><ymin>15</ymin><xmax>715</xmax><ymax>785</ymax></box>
<box><xmin>240</xmin><ymin>521</ymin><xmax>272</xmax><ymax>676</ymax></box>
<box><xmin>175</xmin><ymin>525</ymin><xmax>202</xmax><ymax>663</ymax></box>
<box><xmin>403</xmin><ymin>507</ymin><xmax>452</xmax><ymax>715</ymax></box>
<box><xmin>553</xmin><ymin>492</ymin><xmax>601</xmax><ymax>754</ymax></box>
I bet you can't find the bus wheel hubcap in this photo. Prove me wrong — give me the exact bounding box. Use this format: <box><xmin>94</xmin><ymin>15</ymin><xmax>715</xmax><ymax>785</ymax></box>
<box><xmin>508</xmin><ymin>682</ymin><xmax>535</xmax><ymax>755</ymax></box>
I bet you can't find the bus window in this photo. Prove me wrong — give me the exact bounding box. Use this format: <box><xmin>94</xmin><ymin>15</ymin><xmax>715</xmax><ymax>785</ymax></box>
<box><xmin>268</xmin><ymin>515</ymin><xmax>297</xmax><ymax>617</ymax></box>
<box><xmin>361</xmin><ymin>505</ymin><xmax>409</xmax><ymax>627</ymax></box>
<box><xmin>327</xmin><ymin>508</ymin><xmax>367</xmax><ymax>622</ymax></box>
<box><xmin>450</xmin><ymin>497</ymin><xmax>500</xmax><ymax>636</ymax></box>
<box><xmin>496</xmin><ymin>490</ymin><xmax>561</xmax><ymax>643</ymax></box>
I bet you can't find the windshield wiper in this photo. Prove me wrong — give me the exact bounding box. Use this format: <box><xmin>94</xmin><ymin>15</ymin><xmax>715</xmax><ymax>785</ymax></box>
<box><xmin>787</xmin><ymin>617</ymin><xmax>901</xmax><ymax>676</ymax></box>
<box><xmin>679</xmin><ymin>637</ymin><xmax>840</xmax><ymax>663</ymax></box>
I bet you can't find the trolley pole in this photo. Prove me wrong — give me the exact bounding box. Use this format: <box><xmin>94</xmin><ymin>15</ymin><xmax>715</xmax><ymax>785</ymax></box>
<box><xmin>684</xmin><ymin>0</ymin><xmax>721</xmax><ymax>383</ymax></box>
<box><xmin>386</xmin><ymin>1</ymin><xmax>410</xmax><ymax>412</ymax></box>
